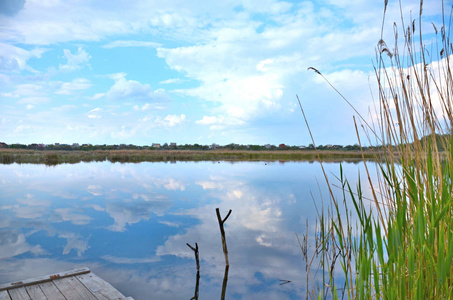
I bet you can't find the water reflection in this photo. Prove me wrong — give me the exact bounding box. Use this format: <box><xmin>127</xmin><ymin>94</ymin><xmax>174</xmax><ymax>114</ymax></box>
<box><xmin>0</xmin><ymin>161</ymin><xmax>374</xmax><ymax>299</ymax></box>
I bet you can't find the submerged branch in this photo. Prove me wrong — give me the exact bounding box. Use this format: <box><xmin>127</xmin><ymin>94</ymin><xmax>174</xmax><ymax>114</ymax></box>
<box><xmin>187</xmin><ymin>242</ymin><xmax>200</xmax><ymax>300</ymax></box>
<box><xmin>216</xmin><ymin>208</ymin><xmax>232</xmax><ymax>266</ymax></box>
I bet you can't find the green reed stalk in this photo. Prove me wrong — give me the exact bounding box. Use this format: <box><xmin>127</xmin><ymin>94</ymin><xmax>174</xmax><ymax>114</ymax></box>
<box><xmin>303</xmin><ymin>1</ymin><xmax>453</xmax><ymax>298</ymax></box>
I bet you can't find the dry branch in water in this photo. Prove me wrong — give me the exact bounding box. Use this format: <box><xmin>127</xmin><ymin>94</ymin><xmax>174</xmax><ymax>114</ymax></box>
<box><xmin>186</xmin><ymin>242</ymin><xmax>200</xmax><ymax>272</ymax></box>
<box><xmin>216</xmin><ymin>208</ymin><xmax>232</xmax><ymax>300</ymax></box>
<box><xmin>216</xmin><ymin>208</ymin><xmax>232</xmax><ymax>266</ymax></box>
<box><xmin>187</xmin><ymin>242</ymin><xmax>200</xmax><ymax>300</ymax></box>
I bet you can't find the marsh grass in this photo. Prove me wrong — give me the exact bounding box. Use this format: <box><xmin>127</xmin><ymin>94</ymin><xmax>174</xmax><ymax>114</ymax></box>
<box><xmin>301</xmin><ymin>1</ymin><xmax>453</xmax><ymax>298</ymax></box>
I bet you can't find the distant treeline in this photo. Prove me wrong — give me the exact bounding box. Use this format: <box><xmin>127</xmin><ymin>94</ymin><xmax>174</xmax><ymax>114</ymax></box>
<box><xmin>0</xmin><ymin>142</ymin><xmax>377</xmax><ymax>152</ymax></box>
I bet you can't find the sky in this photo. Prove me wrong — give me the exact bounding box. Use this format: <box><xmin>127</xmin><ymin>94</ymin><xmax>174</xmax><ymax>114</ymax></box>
<box><xmin>0</xmin><ymin>0</ymin><xmax>447</xmax><ymax>146</ymax></box>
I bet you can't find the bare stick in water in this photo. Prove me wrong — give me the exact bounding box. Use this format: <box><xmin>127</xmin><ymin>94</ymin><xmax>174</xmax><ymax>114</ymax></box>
<box><xmin>187</xmin><ymin>242</ymin><xmax>200</xmax><ymax>300</ymax></box>
<box><xmin>216</xmin><ymin>208</ymin><xmax>232</xmax><ymax>266</ymax></box>
<box><xmin>216</xmin><ymin>208</ymin><xmax>232</xmax><ymax>300</ymax></box>
<box><xmin>221</xmin><ymin>265</ymin><xmax>229</xmax><ymax>300</ymax></box>
<box><xmin>187</xmin><ymin>242</ymin><xmax>200</xmax><ymax>272</ymax></box>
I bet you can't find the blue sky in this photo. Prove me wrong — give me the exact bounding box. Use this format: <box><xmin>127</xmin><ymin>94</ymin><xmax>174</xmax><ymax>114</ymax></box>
<box><xmin>0</xmin><ymin>0</ymin><xmax>446</xmax><ymax>146</ymax></box>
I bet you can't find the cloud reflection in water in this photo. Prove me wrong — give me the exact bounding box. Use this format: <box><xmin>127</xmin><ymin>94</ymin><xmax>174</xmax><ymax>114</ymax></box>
<box><xmin>0</xmin><ymin>161</ymin><xmax>374</xmax><ymax>299</ymax></box>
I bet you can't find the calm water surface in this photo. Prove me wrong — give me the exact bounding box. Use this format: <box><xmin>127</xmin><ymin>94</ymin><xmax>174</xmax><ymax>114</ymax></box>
<box><xmin>0</xmin><ymin>161</ymin><xmax>372</xmax><ymax>299</ymax></box>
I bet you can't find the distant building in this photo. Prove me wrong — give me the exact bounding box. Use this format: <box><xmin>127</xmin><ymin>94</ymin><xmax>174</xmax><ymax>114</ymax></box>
<box><xmin>209</xmin><ymin>143</ymin><xmax>219</xmax><ymax>149</ymax></box>
<box><xmin>152</xmin><ymin>143</ymin><xmax>161</xmax><ymax>148</ymax></box>
<box><xmin>0</xmin><ymin>142</ymin><xmax>7</xmax><ymax>148</ymax></box>
<box><xmin>279</xmin><ymin>144</ymin><xmax>287</xmax><ymax>149</ymax></box>
<box><xmin>170</xmin><ymin>143</ymin><xmax>177</xmax><ymax>148</ymax></box>
<box><xmin>264</xmin><ymin>144</ymin><xmax>272</xmax><ymax>149</ymax></box>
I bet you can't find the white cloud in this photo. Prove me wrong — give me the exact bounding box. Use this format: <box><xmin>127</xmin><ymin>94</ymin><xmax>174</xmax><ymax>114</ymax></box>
<box><xmin>86</xmin><ymin>204</ymin><xmax>105</xmax><ymax>211</ymax></box>
<box><xmin>106</xmin><ymin>198</ymin><xmax>172</xmax><ymax>232</ymax></box>
<box><xmin>159</xmin><ymin>78</ymin><xmax>185</xmax><ymax>84</ymax></box>
<box><xmin>89</xmin><ymin>93</ymin><xmax>105</xmax><ymax>100</ymax></box>
<box><xmin>369</xmin><ymin>54</ymin><xmax>453</xmax><ymax>136</ymax></box>
<box><xmin>3</xmin><ymin>0</ymin><xmax>228</xmax><ymax>45</ymax></box>
<box><xmin>154</xmin><ymin>114</ymin><xmax>186</xmax><ymax>128</ymax></box>
<box><xmin>196</xmin><ymin>115</ymin><xmax>245</xmax><ymax>130</ymax></box>
<box><xmin>256</xmin><ymin>234</ymin><xmax>272</xmax><ymax>247</ymax></box>
<box><xmin>196</xmin><ymin>180</ymin><xmax>223</xmax><ymax>190</ymax></box>
<box><xmin>4</xmin><ymin>1</ymin><xmax>122</xmax><ymax>44</ymax></box>
<box><xmin>55</xmin><ymin>78</ymin><xmax>92</xmax><ymax>95</ymax></box>
<box><xmin>105</xmin><ymin>73</ymin><xmax>170</xmax><ymax>103</ymax></box>
<box><xmin>0</xmin><ymin>43</ymin><xmax>46</xmax><ymax>72</ymax></box>
<box><xmin>14</xmin><ymin>125</ymin><xmax>31</xmax><ymax>133</ymax></box>
<box><xmin>151</xmin><ymin>1</ymin><xmax>412</xmax><ymax>136</ymax></box>
<box><xmin>313</xmin><ymin>69</ymin><xmax>371</xmax><ymax>95</ymax></box>
<box><xmin>54</xmin><ymin>208</ymin><xmax>92</xmax><ymax>225</ymax></box>
<box><xmin>155</xmin><ymin>174</ymin><xmax>298</xmax><ymax>284</ymax></box>
<box><xmin>155</xmin><ymin>22</ymin><xmax>306</xmax><ymax>128</ymax></box>
<box><xmin>103</xmin><ymin>40</ymin><xmax>162</xmax><ymax>49</ymax></box>
<box><xmin>241</xmin><ymin>0</ymin><xmax>293</xmax><ymax>14</ymax></box>
<box><xmin>59</xmin><ymin>47</ymin><xmax>91</xmax><ymax>71</ymax></box>
<box><xmin>133</xmin><ymin>103</ymin><xmax>155</xmax><ymax>111</ymax></box>
<box><xmin>110</xmin><ymin>125</ymin><xmax>136</xmax><ymax>139</ymax></box>
<box><xmin>18</xmin><ymin>96</ymin><xmax>51</xmax><ymax>106</ymax></box>
<box><xmin>87</xmin><ymin>108</ymin><xmax>102</xmax><ymax>119</ymax></box>
<box><xmin>101</xmin><ymin>255</ymin><xmax>160</xmax><ymax>264</ymax></box>
<box><xmin>153</xmin><ymin>177</ymin><xmax>187</xmax><ymax>191</ymax></box>
<box><xmin>58</xmin><ymin>232</ymin><xmax>90</xmax><ymax>256</ymax></box>
<box><xmin>0</xmin><ymin>0</ymin><xmax>445</xmax><ymax>145</ymax></box>
<box><xmin>87</xmin><ymin>185</ymin><xmax>103</xmax><ymax>196</ymax></box>
<box><xmin>196</xmin><ymin>116</ymin><xmax>219</xmax><ymax>125</ymax></box>
<box><xmin>0</xmin><ymin>230</ymin><xmax>46</xmax><ymax>259</ymax></box>
<box><xmin>14</xmin><ymin>83</ymin><xmax>45</xmax><ymax>97</ymax></box>
<box><xmin>12</xmin><ymin>206</ymin><xmax>47</xmax><ymax>219</ymax></box>
<box><xmin>17</xmin><ymin>194</ymin><xmax>51</xmax><ymax>206</ymax></box>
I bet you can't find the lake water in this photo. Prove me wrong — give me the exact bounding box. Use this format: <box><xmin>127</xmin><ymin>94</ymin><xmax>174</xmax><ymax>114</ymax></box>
<box><xmin>0</xmin><ymin>161</ymin><xmax>373</xmax><ymax>299</ymax></box>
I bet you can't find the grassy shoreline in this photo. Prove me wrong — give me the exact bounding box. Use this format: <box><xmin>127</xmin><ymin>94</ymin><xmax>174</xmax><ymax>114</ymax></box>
<box><xmin>0</xmin><ymin>148</ymin><xmax>378</xmax><ymax>165</ymax></box>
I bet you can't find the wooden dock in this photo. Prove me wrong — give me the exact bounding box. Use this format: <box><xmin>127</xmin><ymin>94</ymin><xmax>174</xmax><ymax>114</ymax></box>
<box><xmin>0</xmin><ymin>267</ymin><xmax>133</xmax><ymax>300</ymax></box>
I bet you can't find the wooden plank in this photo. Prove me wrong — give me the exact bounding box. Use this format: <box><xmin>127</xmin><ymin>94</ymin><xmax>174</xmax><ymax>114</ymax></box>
<box><xmin>53</xmin><ymin>277</ymin><xmax>97</xmax><ymax>300</ymax></box>
<box><xmin>37</xmin><ymin>282</ymin><xmax>65</xmax><ymax>300</ymax></box>
<box><xmin>7</xmin><ymin>287</ymin><xmax>30</xmax><ymax>300</ymax></box>
<box><xmin>23</xmin><ymin>285</ymin><xmax>46</xmax><ymax>300</ymax></box>
<box><xmin>0</xmin><ymin>268</ymin><xmax>133</xmax><ymax>300</ymax></box>
<box><xmin>58</xmin><ymin>268</ymin><xmax>91</xmax><ymax>278</ymax></box>
<box><xmin>0</xmin><ymin>282</ymin><xmax>24</xmax><ymax>292</ymax></box>
<box><xmin>0</xmin><ymin>268</ymin><xmax>90</xmax><ymax>291</ymax></box>
<box><xmin>76</xmin><ymin>273</ymin><xmax>127</xmax><ymax>300</ymax></box>
<box><xmin>0</xmin><ymin>290</ymin><xmax>11</xmax><ymax>300</ymax></box>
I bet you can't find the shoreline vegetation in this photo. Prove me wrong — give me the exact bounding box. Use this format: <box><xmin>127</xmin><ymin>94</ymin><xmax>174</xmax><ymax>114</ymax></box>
<box><xmin>0</xmin><ymin>148</ymin><xmax>379</xmax><ymax>165</ymax></box>
<box><xmin>301</xmin><ymin>0</ymin><xmax>453</xmax><ymax>298</ymax></box>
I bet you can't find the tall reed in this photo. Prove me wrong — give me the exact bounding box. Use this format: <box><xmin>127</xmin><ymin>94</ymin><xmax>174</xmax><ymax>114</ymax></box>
<box><xmin>303</xmin><ymin>1</ymin><xmax>453</xmax><ymax>298</ymax></box>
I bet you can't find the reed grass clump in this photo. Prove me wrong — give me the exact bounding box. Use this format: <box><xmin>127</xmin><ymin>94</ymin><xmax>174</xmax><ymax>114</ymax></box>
<box><xmin>303</xmin><ymin>1</ymin><xmax>453</xmax><ymax>298</ymax></box>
